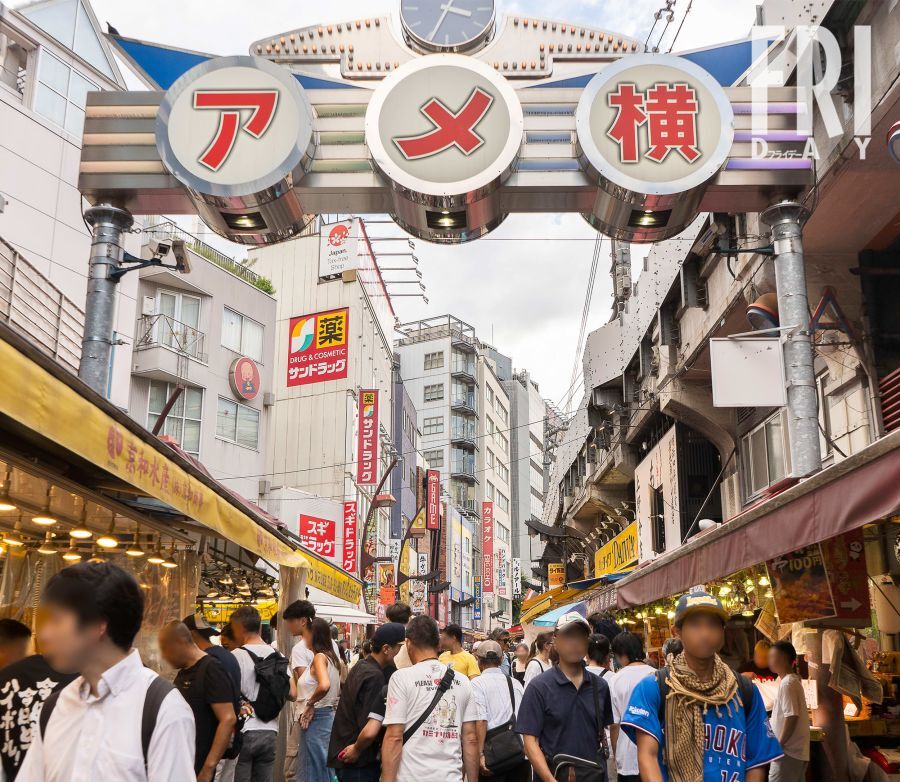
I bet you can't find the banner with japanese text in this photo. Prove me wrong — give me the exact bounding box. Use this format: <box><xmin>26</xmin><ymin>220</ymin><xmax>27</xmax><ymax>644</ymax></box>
<box><xmin>497</xmin><ymin>547</ymin><xmax>507</xmax><ymax>596</ymax></box>
<box><xmin>426</xmin><ymin>469</ymin><xmax>441</xmax><ymax>530</ymax></box>
<box><xmin>512</xmin><ymin>558</ymin><xmax>522</xmax><ymax>596</ymax></box>
<box><xmin>548</xmin><ymin>563</ymin><xmax>565</xmax><ymax>588</ymax></box>
<box><xmin>474</xmin><ymin>575</ymin><xmax>482</xmax><ymax>621</ymax></box>
<box><xmin>357</xmin><ymin>389</ymin><xmax>379</xmax><ymax>485</ymax></box>
<box><xmin>378</xmin><ymin>563</ymin><xmax>396</xmax><ymax>605</ymax></box>
<box><xmin>287</xmin><ymin>307</ymin><xmax>349</xmax><ymax>387</ymax></box>
<box><xmin>318</xmin><ymin>219</ymin><xmax>360</xmax><ymax>279</ymax></box>
<box><xmin>411</xmin><ymin>552</ymin><xmax>428</xmax><ymax>615</ymax></box>
<box><xmin>299</xmin><ymin>514</ymin><xmax>336</xmax><ymax>560</ymax></box>
<box><xmin>342</xmin><ymin>501</ymin><xmax>358</xmax><ymax>575</ymax></box>
<box><xmin>482</xmin><ymin>501</ymin><xmax>494</xmax><ymax>593</ymax></box>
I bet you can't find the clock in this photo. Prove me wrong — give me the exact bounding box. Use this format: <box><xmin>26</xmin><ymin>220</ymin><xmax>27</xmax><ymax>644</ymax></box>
<box><xmin>400</xmin><ymin>0</ymin><xmax>496</xmax><ymax>53</ymax></box>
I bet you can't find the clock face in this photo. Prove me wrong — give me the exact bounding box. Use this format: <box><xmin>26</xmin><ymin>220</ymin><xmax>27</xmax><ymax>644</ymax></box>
<box><xmin>400</xmin><ymin>0</ymin><xmax>496</xmax><ymax>52</ymax></box>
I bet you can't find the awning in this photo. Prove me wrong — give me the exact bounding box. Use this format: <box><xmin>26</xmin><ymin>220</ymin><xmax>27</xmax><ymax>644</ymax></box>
<box><xmin>302</xmin><ymin>551</ymin><xmax>363</xmax><ymax>604</ymax></box>
<box><xmin>533</xmin><ymin>600</ymin><xmax>588</xmax><ymax>627</ymax></box>
<box><xmin>519</xmin><ymin>576</ymin><xmax>610</xmax><ymax>624</ymax></box>
<box><xmin>616</xmin><ymin>430</ymin><xmax>900</xmax><ymax>608</ymax></box>
<box><xmin>0</xmin><ymin>329</ymin><xmax>307</xmax><ymax>568</ymax></box>
<box><xmin>315</xmin><ymin>604</ymin><xmax>375</xmax><ymax>625</ymax></box>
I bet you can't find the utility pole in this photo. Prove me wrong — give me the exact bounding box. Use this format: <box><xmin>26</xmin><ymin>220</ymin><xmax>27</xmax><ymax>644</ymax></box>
<box><xmin>761</xmin><ymin>200</ymin><xmax>821</xmax><ymax>478</ymax></box>
<box><xmin>79</xmin><ymin>204</ymin><xmax>133</xmax><ymax>396</ymax></box>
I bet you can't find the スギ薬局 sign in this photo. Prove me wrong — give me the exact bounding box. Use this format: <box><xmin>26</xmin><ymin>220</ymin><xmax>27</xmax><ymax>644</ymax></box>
<box><xmin>286</xmin><ymin>307</ymin><xmax>349</xmax><ymax>387</ymax></box>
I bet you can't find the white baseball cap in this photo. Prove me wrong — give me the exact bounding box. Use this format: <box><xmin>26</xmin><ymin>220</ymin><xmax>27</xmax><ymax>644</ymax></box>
<box><xmin>555</xmin><ymin>612</ymin><xmax>591</xmax><ymax>634</ymax></box>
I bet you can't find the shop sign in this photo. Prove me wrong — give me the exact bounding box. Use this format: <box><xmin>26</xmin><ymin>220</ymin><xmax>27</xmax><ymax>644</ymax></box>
<box><xmin>594</xmin><ymin>522</ymin><xmax>639</xmax><ymax>578</ymax></box>
<box><xmin>378</xmin><ymin>563</ymin><xmax>396</xmax><ymax>605</ymax></box>
<box><xmin>156</xmin><ymin>55</ymin><xmax>314</xmax><ymax>197</ymax></box>
<box><xmin>497</xmin><ymin>547</ymin><xmax>507</xmax><ymax>596</ymax></box>
<box><xmin>409</xmin><ymin>506</ymin><xmax>427</xmax><ymax>538</ymax></box>
<box><xmin>482</xmin><ymin>501</ymin><xmax>494</xmax><ymax>593</ymax></box>
<box><xmin>426</xmin><ymin>469</ymin><xmax>441</xmax><ymax>529</ymax></box>
<box><xmin>576</xmin><ymin>53</ymin><xmax>734</xmax><ymax>199</ymax></box>
<box><xmin>548</xmin><ymin>563</ymin><xmax>565</xmax><ymax>588</ymax></box>
<box><xmin>767</xmin><ymin>544</ymin><xmax>837</xmax><ymax>624</ymax></box>
<box><xmin>229</xmin><ymin>356</ymin><xmax>261</xmax><ymax>401</ymax></box>
<box><xmin>365</xmin><ymin>54</ymin><xmax>523</xmax><ymax>200</ymax></box>
<box><xmin>821</xmin><ymin>528</ymin><xmax>871</xmax><ymax>623</ymax></box>
<box><xmin>474</xmin><ymin>575</ymin><xmax>482</xmax><ymax>621</ymax></box>
<box><xmin>512</xmin><ymin>558</ymin><xmax>521</xmax><ymax>597</ymax></box>
<box><xmin>305</xmin><ymin>555</ymin><xmax>363</xmax><ymax>604</ymax></box>
<box><xmin>287</xmin><ymin>307</ymin><xmax>349</xmax><ymax>387</ymax></box>
<box><xmin>342</xmin><ymin>501</ymin><xmax>358</xmax><ymax>574</ymax></box>
<box><xmin>298</xmin><ymin>514</ymin><xmax>336</xmax><ymax>559</ymax></box>
<box><xmin>319</xmin><ymin>218</ymin><xmax>360</xmax><ymax>279</ymax></box>
<box><xmin>357</xmin><ymin>389</ymin><xmax>379</xmax><ymax>485</ymax></box>
<box><xmin>586</xmin><ymin>584</ymin><xmax>618</xmax><ymax>613</ymax></box>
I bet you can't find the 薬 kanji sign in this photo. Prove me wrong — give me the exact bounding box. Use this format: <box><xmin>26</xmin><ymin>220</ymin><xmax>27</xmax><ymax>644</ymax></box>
<box><xmin>287</xmin><ymin>307</ymin><xmax>349</xmax><ymax>387</ymax></box>
<box><xmin>299</xmin><ymin>514</ymin><xmax>337</xmax><ymax>559</ymax></box>
<box><xmin>357</xmin><ymin>390</ymin><xmax>379</xmax><ymax>485</ymax></box>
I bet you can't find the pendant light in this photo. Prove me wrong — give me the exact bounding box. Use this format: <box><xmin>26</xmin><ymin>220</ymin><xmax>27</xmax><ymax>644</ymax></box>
<box><xmin>2</xmin><ymin>517</ymin><xmax>25</xmax><ymax>547</ymax></box>
<box><xmin>125</xmin><ymin>525</ymin><xmax>145</xmax><ymax>558</ymax></box>
<box><xmin>0</xmin><ymin>468</ymin><xmax>16</xmax><ymax>512</ymax></box>
<box><xmin>161</xmin><ymin>542</ymin><xmax>178</xmax><ymax>569</ymax></box>
<box><xmin>32</xmin><ymin>486</ymin><xmax>57</xmax><ymax>526</ymax></box>
<box><xmin>70</xmin><ymin>503</ymin><xmax>92</xmax><ymax>539</ymax></box>
<box><xmin>147</xmin><ymin>536</ymin><xmax>166</xmax><ymax>565</ymax></box>
<box><xmin>61</xmin><ymin>541</ymin><xmax>82</xmax><ymax>562</ymax></box>
<box><xmin>36</xmin><ymin>532</ymin><xmax>57</xmax><ymax>555</ymax></box>
<box><xmin>96</xmin><ymin>519</ymin><xmax>119</xmax><ymax>549</ymax></box>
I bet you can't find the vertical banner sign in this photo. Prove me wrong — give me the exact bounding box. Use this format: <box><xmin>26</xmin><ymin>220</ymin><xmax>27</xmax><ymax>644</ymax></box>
<box><xmin>497</xmin><ymin>548</ymin><xmax>507</xmax><ymax>596</ymax></box>
<box><xmin>512</xmin><ymin>558</ymin><xmax>522</xmax><ymax>597</ymax></box>
<box><xmin>357</xmin><ymin>390</ymin><xmax>379</xmax><ymax>485</ymax></box>
<box><xmin>426</xmin><ymin>470</ymin><xmax>441</xmax><ymax>530</ymax></box>
<box><xmin>298</xmin><ymin>515</ymin><xmax>336</xmax><ymax>559</ymax></box>
<box><xmin>474</xmin><ymin>575</ymin><xmax>482</xmax><ymax>621</ymax></box>
<box><xmin>820</xmin><ymin>528</ymin><xmax>871</xmax><ymax>623</ymax></box>
<box><xmin>767</xmin><ymin>544</ymin><xmax>837</xmax><ymax>624</ymax></box>
<box><xmin>318</xmin><ymin>218</ymin><xmax>360</xmax><ymax>279</ymax></box>
<box><xmin>548</xmin><ymin>563</ymin><xmax>565</xmax><ymax>588</ymax></box>
<box><xmin>482</xmin><ymin>502</ymin><xmax>494</xmax><ymax>593</ymax></box>
<box><xmin>378</xmin><ymin>563</ymin><xmax>396</xmax><ymax>606</ymax></box>
<box><xmin>287</xmin><ymin>308</ymin><xmax>349</xmax><ymax>387</ymax></box>
<box><xmin>411</xmin><ymin>552</ymin><xmax>428</xmax><ymax>615</ymax></box>
<box><xmin>342</xmin><ymin>501</ymin><xmax>358</xmax><ymax>575</ymax></box>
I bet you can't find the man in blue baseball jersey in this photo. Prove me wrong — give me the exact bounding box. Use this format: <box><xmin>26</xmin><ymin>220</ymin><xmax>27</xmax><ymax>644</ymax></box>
<box><xmin>621</xmin><ymin>591</ymin><xmax>782</xmax><ymax>782</ymax></box>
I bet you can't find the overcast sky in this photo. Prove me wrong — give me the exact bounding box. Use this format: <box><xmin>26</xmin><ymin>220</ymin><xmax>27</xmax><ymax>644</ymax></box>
<box><xmin>74</xmin><ymin>0</ymin><xmax>759</xmax><ymax>407</ymax></box>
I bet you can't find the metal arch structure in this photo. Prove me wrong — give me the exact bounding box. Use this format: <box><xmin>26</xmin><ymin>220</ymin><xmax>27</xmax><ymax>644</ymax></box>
<box><xmin>78</xmin><ymin>8</ymin><xmax>811</xmax><ymax>247</ymax></box>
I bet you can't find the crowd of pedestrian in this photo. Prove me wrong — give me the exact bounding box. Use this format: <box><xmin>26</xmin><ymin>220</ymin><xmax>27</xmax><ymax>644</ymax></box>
<box><xmin>0</xmin><ymin>561</ymin><xmax>807</xmax><ymax>782</ymax></box>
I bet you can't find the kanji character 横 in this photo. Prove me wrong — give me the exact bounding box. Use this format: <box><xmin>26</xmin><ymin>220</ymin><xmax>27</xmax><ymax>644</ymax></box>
<box><xmin>644</xmin><ymin>82</ymin><xmax>701</xmax><ymax>163</ymax></box>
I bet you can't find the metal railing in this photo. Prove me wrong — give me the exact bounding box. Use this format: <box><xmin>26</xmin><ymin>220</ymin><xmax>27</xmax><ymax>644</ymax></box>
<box><xmin>0</xmin><ymin>237</ymin><xmax>83</xmax><ymax>373</ymax></box>
<box><xmin>134</xmin><ymin>313</ymin><xmax>206</xmax><ymax>361</ymax></box>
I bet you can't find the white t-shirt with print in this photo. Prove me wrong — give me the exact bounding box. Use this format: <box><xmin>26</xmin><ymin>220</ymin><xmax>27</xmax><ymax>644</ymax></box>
<box><xmin>383</xmin><ymin>659</ymin><xmax>478</xmax><ymax>782</ymax></box>
<box><xmin>609</xmin><ymin>663</ymin><xmax>656</xmax><ymax>776</ymax></box>
<box><xmin>771</xmin><ymin>673</ymin><xmax>810</xmax><ymax>761</ymax></box>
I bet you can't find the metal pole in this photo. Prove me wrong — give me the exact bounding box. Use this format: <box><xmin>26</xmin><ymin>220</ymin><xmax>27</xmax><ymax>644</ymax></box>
<box><xmin>761</xmin><ymin>200</ymin><xmax>821</xmax><ymax>478</ymax></box>
<box><xmin>79</xmin><ymin>204</ymin><xmax>133</xmax><ymax>396</ymax></box>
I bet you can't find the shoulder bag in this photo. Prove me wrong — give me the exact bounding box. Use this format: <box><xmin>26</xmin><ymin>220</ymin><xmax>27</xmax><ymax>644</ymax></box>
<box><xmin>549</xmin><ymin>673</ymin><xmax>610</xmax><ymax>782</ymax></box>
<box><xmin>402</xmin><ymin>666</ymin><xmax>456</xmax><ymax>744</ymax></box>
<box><xmin>482</xmin><ymin>676</ymin><xmax>527</xmax><ymax>774</ymax></box>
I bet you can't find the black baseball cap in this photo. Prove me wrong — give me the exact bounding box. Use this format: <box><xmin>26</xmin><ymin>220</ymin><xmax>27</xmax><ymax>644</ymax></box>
<box><xmin>183</xmin><ymin>613</ymin><xmax>220</xmax><ymax>638</ymax></box>
<box><xmin>371</xmin><ymin>622</ymin><xmax>406</xmax><ymax>649</ymax></box>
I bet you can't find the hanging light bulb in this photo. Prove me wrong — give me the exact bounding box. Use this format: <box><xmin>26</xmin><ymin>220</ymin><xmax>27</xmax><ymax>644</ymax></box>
<box><xmin>742</xmin><ymin>609</ymin><xmax>754</xmax><ymax>617</ymax></box>
<box><xmin>89</xmin><ymin>547</ymin><xmax>106</xmax><ymax>563</ymax></box>
<box><xmin>219</xmin><ymin>569</ymin><xmax>233</xmax><ymax>586</ymax></box>
<box><xmin>2</xmin><ymin>518</ymin><xmax>25</xmax><ymax>547</ymax></box>
<box><xmin>718</xmin><ymin>584</ymin><xmax>731</xmax><ymax>596</ymax></box>
<box><xmin>32</xmin><ymin>486</ymin><xmax>57</xmax><ymax>526</ymax></box>
<box><xmin>125</xmin><ymin>525</ymin><xmax>145</xmax><ymax>557</ymax></box>
<box><xmin>666</xmin><ymin>610</ymin><xmax>675</xmax><ymax>619</ymax></box>
<box><xmin>96</xmin><ymin>520</ymin><xmax>119</xmax><ymax>549</ymax></box>
<box><xmin>36</xmin><ymin>532</ymin><xmax>56</xmax><ymax>555</ymax></box>
<box><xmin>61</xmin><ymin>544</ymin><xmax>82</xmax><ymax>562</ymax></box>
<box><xmin>147</xmin><ymin>536</ymin><xmax>166</xmax><ymax>565</ymax></box>
<box><xmin>70</xmin><ymin>503</ymin><xmax>92</xmax><ymax>539</ymax></box>
<box><xmin>764</xmin><ymin>588</ymin><xmax>773</xmax><ymax>598</ymax></box>
<box><xmin>205</xmin><ymin>587</ymin><xmax>219</xmax><ymax>599</ymax></box>
<box><xmin>758</xmin><ymin>575</ymin><xmax>770</xmax><ymax>587</ymax></box>
<box><xmin>0</xmin><ymin>468</ymin><xmax>16</xmax><ymax>512</ymax></box>
<box><xmin>161</xmin><ymin>542</ymin><xmax>178</xmax><ymax>569</ymax></box>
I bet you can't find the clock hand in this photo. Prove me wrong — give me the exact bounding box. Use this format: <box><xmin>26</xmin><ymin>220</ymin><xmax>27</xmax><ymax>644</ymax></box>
<box><xmin>441</xmin><ymin>3</ymin><xmax>472</xmax><ymax>16</ymax></box>
<box><xmin>427</xmin><ymin>0</ymin><xmax>453</xmax><ymax>39</ymax></box>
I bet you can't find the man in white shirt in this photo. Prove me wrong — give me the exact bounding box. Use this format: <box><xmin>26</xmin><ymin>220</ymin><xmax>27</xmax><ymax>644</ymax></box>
<box><xmin>608</xmin><ymin>632</ymin><xmax>655</xmax><ymax>782</ymax></box>
<box><xmin>381</xmin><ymin>615</ymin><xmax>480</xmax><ymax>782</ymax></box>
<box><xmin>231</xmin><ymin>606</ymin><xmax>285</xmax><ymax>782</ymax></box>
<box><xmin>470</xmin><ymin>641</ymin><xmax>528</xmax><ymax>782</ymax></box>
<box><xmin>18</xmin><ymin>562</ymin><xmax>196</xmax><ymax>782</ymax></box>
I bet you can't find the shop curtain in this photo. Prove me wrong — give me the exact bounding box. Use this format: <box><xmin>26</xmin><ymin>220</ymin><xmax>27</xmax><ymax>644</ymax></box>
<box><xmin>0</xmin><ymin>550</ymin><xmax>65</xmax><ymax>633</ymax></box>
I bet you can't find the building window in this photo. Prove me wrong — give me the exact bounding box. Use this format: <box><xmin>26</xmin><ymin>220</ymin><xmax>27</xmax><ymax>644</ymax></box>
<box><xmin>34</xmin><ymin>50</ymin><xmax>97</xmax><ymax>135</ymax></box>
<box><xmin>486</xmin><ymin>449</ymin><xmax>495</xmax><ymax>469</ymax></box>
<box><xmin>154</xmin><ymin>290</ymin><xmax>203</xmax><ymax>358</ymax></box>
<box><xmin>497</xmin><ymin>523</ymin><xmax>510</xmax><ymax>544</ymax></box>
<box><xmin>496</xmin><ymin>401</ymin><xmax>508</xmax><ymax>424</ymax></box>
<box><xmin>0</xmin><ymin>28</ymin><xmax>30</xmax><ymax>99</ymax></box>
<box><xmin>817</xmin><ymin>372</ymin><xmax>833</xmax><ymax>457</ymax></box>
<box><xmin>497</xmin><ymin>491</ymin><xmax>509</xmax><ymax>512</ymax></box>
<box><xmin>424</xmin><ymin>383</ymin><xmax>444</xmax><ymax>402</ymax></box>
<box><xmin>498</xmin><ymin>434</ymin><xmax>509</xmax><ymax>454</ymax></box>
<box><xmin>222</xmin><ymin>307</ymin><xmax>264</xmax><ymax>362</ymax></box>
<box><xmin>424</xmin><ymin>351</ymin><xmax>444</xmax><ymax>370</ymax></box>
<box><xmin>216</xmin><ymin>397</ymin><xmax>260</xmax><ymax>449</ymax></box>
<box><xmin>486</xmin><ymin>417</ymin><xmax>495</xmax><ymax>435</ymax></box>
<box><xmin>148</xmin><ymin>381</ymin><xmax>202</xmax><ymax>455</ymax></box>
<box><xmin>424</xmin><ymin>416</ymin><xmax>444</xmax><ymax>435</ymax></box>
<box><xmin>740</xmin><ymin>410</ymin><xmax>790</xmax><ymax>499</ymax></box>
<box><xmin>424</xmin><ymin>449</ymin><xmax>444</xmax><ymax>468</ymax></box>
<box><xmin>497</xmin><ymin>461</ymin><xmax>509</xmax><ymax>483</ymax></box>
<box><xmin>486</xmin><ymin>482</ymin><xmax>496</xmax><ymax>501</ymax></box>
<box><xmin>487</xmin><ymin>385</ymin><xmax>494</xmax><ymax>405</ymax></box>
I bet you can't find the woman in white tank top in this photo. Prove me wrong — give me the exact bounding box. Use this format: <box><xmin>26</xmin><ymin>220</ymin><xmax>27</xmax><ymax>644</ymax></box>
<box><xmin>297</xmin><ymin>618</ymin><xmax>342</xmax><ymax>782</ymax></box>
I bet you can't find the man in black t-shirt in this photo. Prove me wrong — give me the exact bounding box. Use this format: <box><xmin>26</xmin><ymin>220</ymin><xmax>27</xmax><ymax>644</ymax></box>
<box><xmin>184</xmin><ymin>613</ymin><xmax>242</xmax><ymax>694</ymax></box>
<box><xmin>0</xmin><ymin>653</ymin><xmax>77</xmax><ymax>781</ymax></box>
<box><xmin>159</xmin><ymin>621</ymin><xmax>237</xmax><ymax>782</ymax></box>
<box><xmin>328</xmin><ymin>623</ymin><xmax>405</xmax><ymax>781</ymax></box>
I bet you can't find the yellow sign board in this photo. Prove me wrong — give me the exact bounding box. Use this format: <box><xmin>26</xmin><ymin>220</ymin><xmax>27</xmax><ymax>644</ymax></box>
<box><xmin>548</xmin><ymin>563</ymin><xmax>566</xmax><ymax>588</ymax></box>
<box><xmin>594</xmin><ymin>522</ymin><xmax>639</xmax><ymax>578</ymax></box>
<box><xmin>0</xmin><ymin>339</ymin><xmax>307</xmax><ymax>568</ymax></box>
<box><xmin>305</xmin><ymin>554</ymin><xmax>363</xmax><ymax>604</ymax></box>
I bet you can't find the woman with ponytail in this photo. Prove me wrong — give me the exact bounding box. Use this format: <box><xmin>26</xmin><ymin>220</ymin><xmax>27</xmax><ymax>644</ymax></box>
<box><xmin>768</xmin><ymin>640</ymin><xmax>810</xmax><ymax>781</ymax></box>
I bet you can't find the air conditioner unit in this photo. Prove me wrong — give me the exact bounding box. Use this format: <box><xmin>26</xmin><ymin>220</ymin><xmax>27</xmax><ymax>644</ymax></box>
<box><xmin>141</xmin><ymin>296</ymin><xmax>155</xmax><ymax>316</ymax></box>
<box><xmin>262</xmin><ymin>392</ymin><xmax>275</xmax><ymax>407</ymax></box>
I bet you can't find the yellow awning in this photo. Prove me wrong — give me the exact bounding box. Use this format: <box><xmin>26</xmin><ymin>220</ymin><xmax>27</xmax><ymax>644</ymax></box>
<box><xmin>519</xmin><ymin>584</ymin><xmax>594</xmax><ymax>625</ymax></box>
<box><xmin>0</xmin><ymin>338</ymin><xmax>307</xmax><ymax>568</ymax></box>
<box><xmin>303</xmin><ymin>551</ymin><xmax>363</xmax><ymax>604</ymax></box>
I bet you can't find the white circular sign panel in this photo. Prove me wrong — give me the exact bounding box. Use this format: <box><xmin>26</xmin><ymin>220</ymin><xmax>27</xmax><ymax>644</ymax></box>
<box><xmin>157</xmin><ymin>56</ymin><xmax>315</xmax><ymax>198</ymax></box>
<box><xmin>365</xmin><ymin>54</ymin><xmax>523</xmax><ymax>199</ymax></box>
<box><xmin>576</xmin><ymin>53</ymin><xmax>734</xmax><ymax>197</ymax></box>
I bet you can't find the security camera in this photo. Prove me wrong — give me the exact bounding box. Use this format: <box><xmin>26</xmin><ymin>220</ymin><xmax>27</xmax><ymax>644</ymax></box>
<box><xmin>146</xmin><ymin>238</ymin><xmax>171</xmax><ymax>258</ymax></box>
<box><xmin>171</xmin><ymin>240</ymin><xmax>190</xmax><ymax>274</ymax></box>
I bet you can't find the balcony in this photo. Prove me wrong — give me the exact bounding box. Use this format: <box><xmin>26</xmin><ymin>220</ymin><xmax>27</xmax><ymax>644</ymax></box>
<box><xmin>450</xmin><ymin>418</ymin><xmax>477</xmax><ymax>449</ymax></box>
<box><xmin>132</xmin><ymin>314</ymin><xmax>207</xmax><ymax>382</ymax></box>
<box><xmin>451</xmin><ymin>394</ymin><xmax>478</xmax><ymax>417</ymax></box>
<box><xmin>450</xmin><ymin>455</ymin><xmax>478</xmax><ymax>484</ymax></box>
<box><xmin>451</xmin><ymin>357</ymin><xmax>476</xmax><ymax>384</ymax></box>
<box><xmin>453</xmin><ymin>498</ymin><xmax>480</xmax><ymax>518</ymax></box>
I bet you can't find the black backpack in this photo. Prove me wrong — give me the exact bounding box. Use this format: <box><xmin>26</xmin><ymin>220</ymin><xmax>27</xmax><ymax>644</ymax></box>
<box><xmin>655</xmin><ymin>665</ymin><xmax>755</xmax><ymax>723</ymax></box>
<box><xmin>241</xmin><ymin>646</ymin><xmax>290</xmax><ymax>723</ymax></box>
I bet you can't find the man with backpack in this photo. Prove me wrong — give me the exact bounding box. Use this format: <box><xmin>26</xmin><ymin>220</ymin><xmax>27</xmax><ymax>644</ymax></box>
<box><xmin>17</xmin><ymin>562</ymin><xmax>196</xmax><ymax>781</ymax></box>
<box><xmin>159</xmin><ymin>621</ymin><xmax>238</xmax><ymax>782</ymax></box>
<box><xmin>621</xmin><ymin>591</ymin><xmax>782</xmax><ymax>782</ymax></box>
<box><xmin>230</xmin><ymin>606</ymin><xmax>291</xmax><ymax>782</ymax></box>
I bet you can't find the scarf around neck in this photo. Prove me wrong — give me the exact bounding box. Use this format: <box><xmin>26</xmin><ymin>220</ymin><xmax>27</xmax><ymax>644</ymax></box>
<box><xmin>663</xmin><ymin>652</ymin><xmax>742</xmax><ymax>782</ymax></box>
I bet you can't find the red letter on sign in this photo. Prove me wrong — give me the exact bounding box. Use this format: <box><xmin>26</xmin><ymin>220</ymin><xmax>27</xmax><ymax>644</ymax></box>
<box><xmin>606</xmin><ymin>83</ymin><xmax>646</xmax><ymax>164</ymax></box>
<box><xmin>192</xmin><ymin>90</ymin><xmax>279</xmax><ymax>171</ymax></box>
<box><xmin>393</xmin><ymin>87</ymin><xmax>494</xmax><ymax>160</ymax></box>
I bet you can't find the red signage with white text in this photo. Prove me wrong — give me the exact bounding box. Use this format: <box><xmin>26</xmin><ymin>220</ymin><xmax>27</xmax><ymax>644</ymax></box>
<box><xmin>357</xmin><ymin>390</ymin><xmax>379</xmax><ymax>485</ymax></box>
<box><xmin>426</xmin><ymin>470</ymin><xmax>441</xmax><ymax>530</ymax></box>
<box><xmin>482</xmin><ymin>501</ymin><xmax>494</xmax><ymax>594</ymax></box>
<box><xmin>299</xmin><ymin>514</ymin><xmax>336</xmax><ymax>559</ymax></box>
<box><xmin>342</xmin><ymin>501</ymin><xmax>358</xmax><ymax>575</ymax></box>
<box><xmin>821</xmin><ymin>528</ymin><xmax>871</xmax><ymax>623</ymax></box>
<box><xmin>287</xmin><ymin>308</ymin><xmax>349</xmax><ymax>387</ymax></box>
